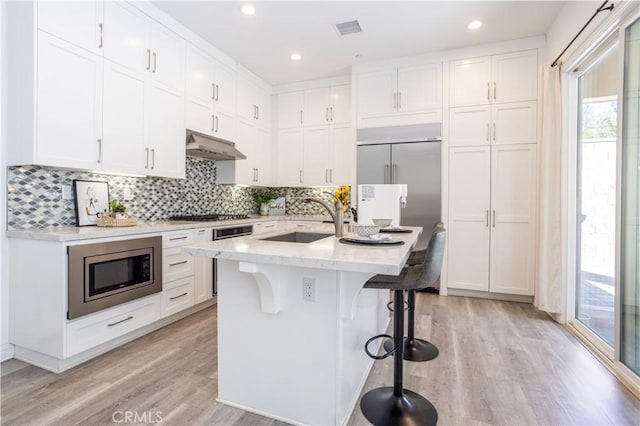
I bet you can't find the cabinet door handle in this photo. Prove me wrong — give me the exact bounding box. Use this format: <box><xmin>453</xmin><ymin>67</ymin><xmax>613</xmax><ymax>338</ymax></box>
<box><xmin>170</xmin><ymin>260</ymin><xmax>188</xmax><ymax>267</ymax></box>
<box><xmin>393</xmin><ymin>92</ymin><xmax>397</xmax><ymax>109</ymax></box>
<box><xmin>299</xmin><ymin>170</ymin><xmax>303</xmax><ymax>183</ymax></box>
<box><xmin>215</xmin><ymin>115</ymin><xmax>219</xmax><ymax>133</ymax></box>
<box><xmin>98</xmin><ymin>23</ymin><xmax>103</xmax><ymax>49</ymax></box>
<box><xmin>108</xmin><ymin>316</ymin><xmax>133</xmax><ymax>327</ymax></box>
<box><xmin>198</xmin><ymin>229</ymin><xmax>206</xmax><ymax>233</ymax></box>
<box><xmin>146</xmin><ymin>49</ymin><xmax>151</xmax><ymax>70</ymax></box>
<box><xmin>329</xmin><ymin>106</ymin><xmax>333</xmax><ymax>121</ymax></box>
<box><xmin>486</xmin><ymin>210</ymin><xmax>489</xmax><ymax>227</ymax></box>
<box><xmin>212</xmin><ymin>83</ymin><xmax>216</xmax><ymax>100</ymax></box>
<box><xmin>215</xmin><ymin>84</ymin><xmax>219</xmax><ymax>101</ymax></box>
<box><xmin>152</xmin><ymin>52</ymin><xmax>157</xmax><ymax>73</ymax></box>
<box><xmin>265</xmin><ymin>224</ymin><xmax>275</xmax><ymax>229</ymax></box>
<box><xmin>256</xmin><ymin>168</ymin><xmax>259</xmax><ymax>182</ymax></box>
<box><xmin>212</xmin><ymin>115</ymin><xmax>215</xmax><ymax>131</ymax></box>
<box><xmin>325</xmin><ymin>169</ymin><xmax>328</xmax><ymax>183</ymax></box>
<box><xmin>486</xmin><ymin>123</ymin><xmax>490</xmax><ymax>142</ymax></box>
<box><xmin>493</xmin><ymin>123</ymin><xmax>496</xmax><ymax>141</ymax></box>
<box><xmin>492</xmin><ymin>210</ymin><xmax>496</xmax><ymax>227</ymax></box>
<box><xmin>145</xmin><ymin>147</ymin><xmax>149</xmax><ymax>168</ymax></box>
<box><xmin>256</xmin><ymin>105</ymin><xmax>259</xmax><ymax>120</ymax></box>
<box><xmin>384</xmin><ymin>164</ymin><xmax>389</xmax><ymax>184</ymax></box>
<box><xmin>325</xmin><ymin>107</ymin><xmax>329</xmax><ymax>122</ymax></box>
<box><xmin>493</xmin><ymin>81</ymin><xmax>496</xmax><ymax>100</ymax></box>
<box><xmin>150</xmin><ymin>148</ymin><xmax>155</xmax><ymax>170</ymax></box>
<box><xmin>329</xmin><ymin>169</ymin><xmax>333</xmax><ymax>183</ymax></box>
<box><xmin>97</xmin><ymin>139</ymin><xmax>102</xmax><ymax>164</ymax></box>
<box><xmin>169</xmin><ymin>236</ymin><xmax>188</xmax><ymax>241</ymax></box>
<box><xmin>398</xmin><ymin>92</ymin><xmax>402</xmax><ymax>109</ymax></box>
<box><xmin>300</xmin><ymin>110</ymin><xmax>303</xmax><ymax>124</ymax></box>
<box><xmin>170</xmin><ymin>292</ymin><xmax>189</xmax><ymax>301</ymax></box>
<box><xmin>487</xmin><ymin>82</ymin><xmax>490</xmax><ymax>101</ymax></box>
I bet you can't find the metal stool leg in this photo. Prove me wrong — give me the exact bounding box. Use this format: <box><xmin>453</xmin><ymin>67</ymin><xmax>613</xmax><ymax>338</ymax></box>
<box><xmin>384</xmin><ymin>290</ymin><xmax>439</xmax><ymax>362</ymax></box>
<box><xmin>360</xmin><ymin>290</ymin><xmax>438</xmax><ymax>426</ymax></box>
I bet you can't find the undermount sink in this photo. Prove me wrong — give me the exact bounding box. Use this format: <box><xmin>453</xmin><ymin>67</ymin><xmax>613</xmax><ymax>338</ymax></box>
<box><xmin>260</xmin><ymin>232</ymin><xmax>333</xmax><ymax>243</ymax></box>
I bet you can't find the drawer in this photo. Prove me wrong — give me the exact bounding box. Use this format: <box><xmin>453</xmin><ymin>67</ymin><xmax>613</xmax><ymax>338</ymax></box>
<box><xmin>161</xmin><ymin>276</ymin><xmax>195</xmax><ymax>318</ymax></box>
<box><xmin>163</xmin><ymin>230</ymin><xmax>195</xmax><ymax>248</ymax></box>
<box><xmin>66</xmin><ymin>294</ymin><xmax>161</xmax><ymax>357</ymax></box>
<box><xmin>253</xmin><ymin>221</ymin><xmax>279</xmax><ymax>235</ymax></box>
<box><xmin>163</xmin><ymin>247</ymin><xmax>195</xmax><ymax>282</ymax></box>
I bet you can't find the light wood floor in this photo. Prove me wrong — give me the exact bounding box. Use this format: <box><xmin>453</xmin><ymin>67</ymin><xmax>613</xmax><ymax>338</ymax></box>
<box><xmin>2</xmin><ymin>294</ymin><xmax>638</xmax><ymax>425</ymax></box>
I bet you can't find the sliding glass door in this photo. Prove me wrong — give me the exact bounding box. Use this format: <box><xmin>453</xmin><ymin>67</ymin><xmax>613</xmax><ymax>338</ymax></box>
<box><xmin>620</xmin><ymin>17</ymin><xmax>639</xmax><ymax>375</ymax></box>
<box><xmin>576</xmin><ymin>44</ymin><xmax>619</xmax><ymax>347</ymax></box>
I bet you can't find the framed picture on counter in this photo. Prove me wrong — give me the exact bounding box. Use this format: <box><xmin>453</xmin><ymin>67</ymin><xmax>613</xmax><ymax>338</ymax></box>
<box><xmin>73</xmin><ymin>180</ymin><xmax>110</xmax><ymax>226</ymax></box>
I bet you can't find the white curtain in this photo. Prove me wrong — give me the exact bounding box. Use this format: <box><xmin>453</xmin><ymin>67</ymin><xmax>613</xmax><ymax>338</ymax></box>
<box><xmin>535</xmin><ymin>65</ymin><xmax>563</xmax><ymax>315</ymax></box>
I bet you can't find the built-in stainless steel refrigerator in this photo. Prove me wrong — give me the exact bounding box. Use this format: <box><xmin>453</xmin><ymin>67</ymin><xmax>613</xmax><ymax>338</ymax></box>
<box><xmin>356</xmin><ymin>136</ymin><xmax>441</xmax><ymax>253</ymax></box>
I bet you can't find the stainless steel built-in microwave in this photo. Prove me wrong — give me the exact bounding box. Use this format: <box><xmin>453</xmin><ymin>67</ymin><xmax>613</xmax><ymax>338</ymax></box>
<box><xmin>68</xmin><ymin>236</ymin><xmax>162</xmax><ymax>319</ymax></box>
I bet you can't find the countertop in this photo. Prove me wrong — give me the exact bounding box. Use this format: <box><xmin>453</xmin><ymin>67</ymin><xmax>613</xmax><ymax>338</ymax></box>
<box><xmin>182</xmin><ymin>224</ymin><xmax>422</xmax><ymax>275</ymax></box>
<box><xmin>6</xmin><ymin>215</ymin><xmax>338</xmax><ymax>242</ymax></box>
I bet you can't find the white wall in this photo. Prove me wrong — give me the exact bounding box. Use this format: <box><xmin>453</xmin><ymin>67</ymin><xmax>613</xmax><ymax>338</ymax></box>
<box><xmin>545</xmin><ymin>1</ymin><xmax>612</xmax><ymax>64</ymax></box>
<box><xmin>1</xmin><ymin>0</ymin><xmax>13</xmax><ymax>361</ymax></box>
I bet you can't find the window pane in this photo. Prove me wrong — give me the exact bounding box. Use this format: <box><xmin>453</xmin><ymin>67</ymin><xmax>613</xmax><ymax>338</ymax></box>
<box><xmin>621</xmin><ymin>17</ymin><xmax>640</xmax><ymax>375</ymax></box>
<box><xmin>576</xmin><ymin>45</ymin><xmax>619</xmax><ymax>347</ymax></box>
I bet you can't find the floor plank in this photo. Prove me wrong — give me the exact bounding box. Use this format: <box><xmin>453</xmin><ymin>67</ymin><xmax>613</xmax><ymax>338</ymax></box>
<box><xmin>2</xmin><ymin>295</ymin><xmax>638</xmax><ymax>425</ymax></box>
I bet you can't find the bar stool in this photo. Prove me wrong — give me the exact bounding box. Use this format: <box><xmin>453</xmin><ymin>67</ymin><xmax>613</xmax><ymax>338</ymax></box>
<box><xmin>382</xmin><ymin>222</ymin><xmax>444</xmax><ymax>362</ymax></box>
<box><xmin>361</xmin><ymin>226</ymin><xmax>446</xmax><ymax>426</ymax></box>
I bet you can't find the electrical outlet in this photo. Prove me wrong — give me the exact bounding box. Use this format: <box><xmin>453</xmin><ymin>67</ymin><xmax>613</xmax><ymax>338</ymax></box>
<box><xmin>123</xmin><ymin>187</ymin><xmax>133</xmax><ymax>201</ymax></box>
<box><xmin>302</xmin><ymin>277</ymin><xmax>316</xmax><ymax>302</ymax></box>
<box><xmin>61</xmin><ymin>184</ymin><xmax>73</xmax><ymax>200</ymax></box>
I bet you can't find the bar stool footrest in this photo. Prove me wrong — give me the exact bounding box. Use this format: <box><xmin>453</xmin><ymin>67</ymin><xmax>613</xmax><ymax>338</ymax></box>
<box><xmin>365</xmin><ymin>334</ymin><xmax>395</xmax><ymax>360</ymax></box>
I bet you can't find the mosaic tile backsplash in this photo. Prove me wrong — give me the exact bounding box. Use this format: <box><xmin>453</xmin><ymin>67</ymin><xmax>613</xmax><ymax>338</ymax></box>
<box><xmin>7</xmin><ymin>157</ymin><xmax>337</xmax><ymax>229</ymax></box>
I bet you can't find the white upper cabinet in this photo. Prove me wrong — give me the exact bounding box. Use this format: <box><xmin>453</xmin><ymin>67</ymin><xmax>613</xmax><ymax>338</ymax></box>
<box><xmin>449</xmin><ymin>57</ymin><xmax>491</xmax><ymax>108</ymax></box>
<box><xmin>449</xmin><ymin>49</ymin><xmax>537</xmax><ymax>107</ymax></box>
<box><xmin>274</xmin><ymin>84</ymin><xmax>352</xmax><ymax>187</ymax></box>
<box><xmin>36</xmin><ymin>32</ymin><xmax>103</xmax><ymax>170</ymax></box>
<box><xmin>7</xmin><ymin>1</ymin><xmax>187</xmax><ymax>178</ymax></box>
<box><xmin>148</xmin><ymin>21</ymin><xmax>184</xmax><ymax>92</ymax></box>
<box><xmin>102</xmin><ymin>2</ymin><xmax>148</xmax><ymax>72</ymax></box>
<box><xmin>356</xmin><ymin>63</ymin><xmax>442</xmax><ymax>128</ymax></box>
<box><xmin>237</xmin><ymin>76</ymin><xmax>271</xmax><ymax>128</ymax></box>
<box><xmin>102</xmin><ymin>60</ymin><xmax>147</xmax><ymax>175</ymax></box>
<box><xmin>277</xmin><ymin>92</ymin><xmax>304</xmax><ymax>129</ymax></box>
<box><xmin>449</xmin><ymin>106</ymin><xmax>492</xmax><ymax>147</ymax></box>
<box><xmin>276</xmin><ymin>128</ymin><xmax>304</xmax><ymax>187</ymax></box>
<box><xmin>185</xmin><ymin>45</ymin><xmax>237</xmax><ymax>142</ymax></box>
<box><xmin>37</xmin><ymin>1</ymin><xmax>103</xmax><ymax>54</ymax></box>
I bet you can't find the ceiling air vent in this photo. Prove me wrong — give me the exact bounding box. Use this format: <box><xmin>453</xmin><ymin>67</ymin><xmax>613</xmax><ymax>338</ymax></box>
<box><xmin>335</xmin><ymin>20</ymin><xmax>362</xmax><ymax>36</ymax></box>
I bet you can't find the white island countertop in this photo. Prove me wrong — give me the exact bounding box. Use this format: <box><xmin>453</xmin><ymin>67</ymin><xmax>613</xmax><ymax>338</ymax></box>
<box><xmin>182</xmin><ymin>223</ymin><xmax>422</xmax><ymax>275</ymax></box>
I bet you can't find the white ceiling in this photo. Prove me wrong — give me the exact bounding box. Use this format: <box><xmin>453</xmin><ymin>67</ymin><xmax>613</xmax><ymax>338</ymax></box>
<box><xmin>153</xmin><ymin>1</ymin><xmax>565</xmax><ymax>86</ymax></box>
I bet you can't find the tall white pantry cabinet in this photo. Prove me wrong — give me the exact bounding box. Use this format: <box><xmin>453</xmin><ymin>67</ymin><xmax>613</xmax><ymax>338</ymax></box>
<box><xmin>447</xmin><ymin>49</ymin><xmax>538</xmax><ymax>296</ymax></box>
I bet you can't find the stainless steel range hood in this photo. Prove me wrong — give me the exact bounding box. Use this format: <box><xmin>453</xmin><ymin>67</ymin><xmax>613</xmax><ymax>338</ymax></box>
<box><xmin>185</xmin><ymin>130</ymin><xmax>247</xmax><ymax>161</ymax></box>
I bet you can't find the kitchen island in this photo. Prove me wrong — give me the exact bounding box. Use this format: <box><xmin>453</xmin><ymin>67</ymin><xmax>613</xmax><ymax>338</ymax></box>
<box><xmin>182</xmin><ymin>224</ymin><xmax>421</xmax><ymax>425</ymax></box>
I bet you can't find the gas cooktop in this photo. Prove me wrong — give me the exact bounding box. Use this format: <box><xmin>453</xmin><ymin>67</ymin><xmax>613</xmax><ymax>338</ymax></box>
<box><xmin>168</xmin><ymin>214</ymin><xmax>250</xmax><ymax>222</ymax></box>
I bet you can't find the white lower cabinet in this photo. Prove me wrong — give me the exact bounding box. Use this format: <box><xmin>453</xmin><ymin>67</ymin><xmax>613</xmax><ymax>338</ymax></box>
<box><xmin>67</xmin><ymin>294</ymin><xmax>161</xmax><ymax>357</ymax></box>
<box><xmin>193</xmin><ymin>228</ymin><xmax>214</xmax><ymax>305</ymax></box>
<box><xmin>161</xmin><ymin>276</ymin><xmax>195</xmax><ymax>318</ymax></box>
<box><xmin>447</xmin><ymin>144</ymin><xmax>537</xmax><ymax>296</ymax></box>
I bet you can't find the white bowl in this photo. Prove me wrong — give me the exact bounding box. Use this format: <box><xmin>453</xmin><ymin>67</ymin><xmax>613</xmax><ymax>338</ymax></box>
<box><xmin>352</xmin><ymin>224</ymin><xmax>381</xmax><ymax>237</ymax></box>
<box><xmin>372</xmin><ymin>218</ymin><xmax>392</xmax><ymax>227</ymax></box>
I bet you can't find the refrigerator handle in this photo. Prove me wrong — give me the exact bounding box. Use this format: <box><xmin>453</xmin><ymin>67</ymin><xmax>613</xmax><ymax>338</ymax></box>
<box><xmin>384</xmin><ymin>164</ymin><xmax>389</xmax><ymax>184</ymax></box>
<box><xmin>392</xmin><ymin>164</ymin><xmax>397</xmax><ymax>184</ymax></box>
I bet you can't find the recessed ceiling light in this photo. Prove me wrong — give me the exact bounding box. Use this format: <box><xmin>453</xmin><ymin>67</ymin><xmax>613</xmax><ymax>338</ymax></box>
<box><xmin>241</xmin><ymin>4</ymin><xmax>255</xmax><ymax>15</ymax></box>
<box><xmin>291</xmin><ymin>53</ymin><xmax>302</xmax><ymax>61</ymax></box>
<box><xmin>468</xmin><ymin>20</ymin><xmax>482</xmax><ymax>30</ymax></box>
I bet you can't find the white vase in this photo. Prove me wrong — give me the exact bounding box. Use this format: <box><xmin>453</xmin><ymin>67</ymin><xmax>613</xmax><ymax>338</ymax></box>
<box><xmin>260</xmin><ymin>203</ymin><xmax>270</xmax><ymax>216</ymax></box>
